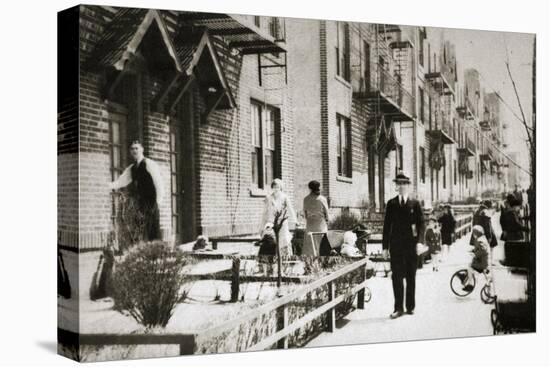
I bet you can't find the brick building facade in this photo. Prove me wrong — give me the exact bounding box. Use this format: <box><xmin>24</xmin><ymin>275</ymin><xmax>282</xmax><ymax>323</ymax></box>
<box><xmin>289</xmin><ymin>21</ymin><xmax>509</xmax><ymax>217</ymax></box>
<box><xmin>58</xmin><ymin>5</ymin><xmax>292</xmax><ymax>252</ymax></box>
<box><xmin>59</xmin><ymin>6</ymin><xmax>512</xmax><ymax>253</ymax></box>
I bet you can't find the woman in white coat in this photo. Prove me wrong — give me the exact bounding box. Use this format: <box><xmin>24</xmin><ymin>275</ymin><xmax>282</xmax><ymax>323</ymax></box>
<box><xmin>260</xmin><ymin>179</ymin><xmax>296</xmax><ymax>256</ymax></box>
<box><xmin>302</xmin><ymin>180</ymin><xmax>330</xmax><ymax>256</ymax></box>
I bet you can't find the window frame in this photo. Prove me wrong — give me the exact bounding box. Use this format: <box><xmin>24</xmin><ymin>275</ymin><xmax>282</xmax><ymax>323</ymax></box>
<box><xmin>336</xmin><ymin>114</ymin><xmax>352</xmax><ymax>178</ymax></box>
<box><xmin>169</xmin><ymin>120</ymin><xmax>180</xmax><ymax>238</ymax></box>
<box><xmin>420</xmin><ymin>147</ymin><xmax>426</xmax><ymax>184</ymax></box>
<box><xmin>395</xmin><ymin>144</ymin><xmax>403</xmax><ymax>176</ymax></box>
<box><xmin>419</xmin><ymin>86</ymin><xmax>425</xmax><ymax>124</ymax></box>
<box><xmin>454</xmin><ymin>159</ymin><xmax>458</xmax><ymax>186</ymax></box>
<box><xmin>418</xmin><ymin>29</ymin><xmax>425</xmax><ymax>68</ymax></box>
<box><xmin>250</xmin><ymin>100</ymin><xmax>281</xmax><ymax>189</ymax></box>
<box><xmin>443</xmin><ymin>158</ymin><xmax>447</xmax><ymax>189</ymax></box>
<box><xmin>336</xmin><ymin>22</ymin><xmax>351</xmax><ymax>82</ymax></box>
<box><xmin>107</xmin><ymin>102</ymin><xmax>129</xmax><ymax>182</ymax></box>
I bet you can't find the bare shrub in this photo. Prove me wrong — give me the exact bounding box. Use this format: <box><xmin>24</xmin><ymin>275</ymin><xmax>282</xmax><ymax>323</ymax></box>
<box><xmin>111</xmin><ymin>241</ymin><xmax>193</xmax><ymax>328</ymax></box>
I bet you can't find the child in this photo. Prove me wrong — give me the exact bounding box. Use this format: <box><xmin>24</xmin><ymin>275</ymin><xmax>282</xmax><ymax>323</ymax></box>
<box><xmin>192</xmin><ymin>235</ymin><xmax>209</xmax><ymax>251</ymax></box>
<box><xmin>340</xmin><ymin>231</ymin><xmax>363</xmax><ymax>258</ymax></box>
<box><xmin>257</xmin><ymin>223</ymin><xmax>277</xmax><ymax>257</ymax></box>
<box><xmin>462</xmin><ymin>225</ymin><xmax>490</xmax><ymax>291</ymax></box>
<box><xmin>425</xmin><ymin>216</ymin><xmax>442</xmax><ymax>271</ymax></box>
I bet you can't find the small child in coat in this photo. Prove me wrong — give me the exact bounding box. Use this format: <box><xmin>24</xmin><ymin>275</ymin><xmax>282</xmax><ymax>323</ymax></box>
<box><xmin>425</xmin><ymin>216</ymin><xmax>442</xmax><ymax>271</ymax></box>
<box><xmin>462</xmin><ymin>225</ymin><xmax>490</xmax><ymax>291</ymax></box>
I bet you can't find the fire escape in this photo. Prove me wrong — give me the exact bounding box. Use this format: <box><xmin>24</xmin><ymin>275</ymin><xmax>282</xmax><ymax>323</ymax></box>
<box><xmin>353</xmin><ymin>24</ymin><xmax>415</xmax><ymax>155</ymax></box>
<box><xmin>425</xmin><ymin>41</ymin><xmax>457</xmax><ymax>145</ymax></box>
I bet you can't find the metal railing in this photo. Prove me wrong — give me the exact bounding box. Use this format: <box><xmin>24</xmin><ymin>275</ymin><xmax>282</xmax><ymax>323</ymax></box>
<box><xmin>440</xmin><ymin>62</ymin><xmax>456</xmax><ymax>92</ymax></box>
<box><xmin>431</xmin><ymin>109</ymin><xmax>454</xmax><ymax>140</ymax></box>
<box><xmin>375</xmin><ymin>66</ymin><xmax>415</xmax><ymax>117</ymax></box>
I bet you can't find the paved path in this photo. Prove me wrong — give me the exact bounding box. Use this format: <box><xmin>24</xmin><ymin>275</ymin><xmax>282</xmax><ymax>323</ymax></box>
<box><xmin>307</xmin><ymin>214</ymin><xmax>506</xmax><ymax>347</ymax></box>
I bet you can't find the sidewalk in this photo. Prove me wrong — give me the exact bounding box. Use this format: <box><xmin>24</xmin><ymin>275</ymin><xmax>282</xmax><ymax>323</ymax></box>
<box><xmin>307</xmin><ymin>220</ymin><xmax>501</xmax><ymax>347</ymax></box>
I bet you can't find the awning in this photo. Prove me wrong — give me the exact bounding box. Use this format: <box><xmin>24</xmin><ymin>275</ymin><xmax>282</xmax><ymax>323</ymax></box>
<box><xmin>369</xmin><ymin>115</ymin><xmax>398</xmax><ymax>155</ymax></box>
<box><xmin>88</xmin><ymin>9</ymin><xmax>181</xmax><ymax>73</ymax></box>
<box><xmin>178</xmin><ymin>12</ymin><xmax>286</xmax><ymax>55</ymax></box>
<box><xmin>173</xmin><ymin>28</ymin><xmax>236</xmax><ymax>111</ymax></box>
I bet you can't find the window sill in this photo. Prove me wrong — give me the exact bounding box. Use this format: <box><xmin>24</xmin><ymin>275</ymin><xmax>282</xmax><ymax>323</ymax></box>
<box><xmin>249</xmin><ymin>187</ymin><xmax>268</xmax><ymax>197</ymax></box>
<box><xmin>336</xmin><ymin>175</ymin><xmax>353</xmax><ymax>184</ymax></box>
<box><xmin>334</xmin><ymin>75</ymin><xmax>352</xmax><ymax>89</ymax></box>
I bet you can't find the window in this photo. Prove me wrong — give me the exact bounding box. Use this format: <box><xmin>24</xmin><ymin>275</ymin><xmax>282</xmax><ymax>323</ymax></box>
<box><xmin>268</xmin><ymin>17</ymin><xmax>280</xmax><ymax>39</ymax></box>
<box><xmin>419</xmin><ymin>87</ymin><xmax>425</xmax><ymax>123</ymax></box>
<box><xmin>264</xmin><ymin>107</ymin><xmax>277</xmax><ymax>186</ymax></box>
<box><xmin>443</xmin><ymin>159</ymin><xmax>447</xmax><ymax>189</ymax></box>
<box><xmin>478</xmin><ymin>162</ymin><xmax>481</xmax><ymax>183</ymax></box>
<box><xmin>254</xmin><ymin>16</ymin><xmax>261</xmax><ymax>27</ymax></box>
<box><xmin>396</xmin><ymin>144</ymin><xmax>403</xmax><ymax>176</ymax></box>
<box><xmin>337</xmin><ymin>114</ymin><xmax>352</xmax><ymax>177</ymax></box>
<box><xmin>420</xmin><ymin>147</ymin><xmax>426</xmax><ymax>183</ymax></box>
<box><xmin>109</xmin><ymin>111</ymin><xmax>127</xmax><ymax>181</ymax></box>
<box><xmin>428</xmin><ymin>96</ymin><xmax>433</xmax><ymax>130</ymax></box>
<box><xmin>363</xmin><ymin>41</ymin><xmax>371</xmax><ymax>91</ymax></box>
<box><xmin>418</xmin><ymin>29</ymin><xmax>425</xmax><ymax>67</ymax></box>
<box><xmin>336</xmin><ymin>22</ymin><xmax>350</xmax><ymax>81</ymax></box>
<box><xmin>169</xmin><ymin>123</ymin><xmax>180</xmax><ymax>237</ymax></box>
<box><xmin>251</xmin><ymin>101</ymin><xmax>280</xmax><ymax>189</ymax></box>
<box><xmin>454</xmin><ymin>159</ymin><xmax>457</xmax><ymax>185</ymax></box>
<box><xmin>251</xmin><ymin>103</ymin><xmax>262</xmax><ymax>187</ymax></box>
<box><xmin>453</xmin><ymin>118</ymin><xmax>457</xmax><ymax>140</ymax></box>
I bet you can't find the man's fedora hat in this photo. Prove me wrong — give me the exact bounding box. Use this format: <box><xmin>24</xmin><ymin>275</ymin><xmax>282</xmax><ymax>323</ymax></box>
<box><xmin>393</xmin><ymin>171</ymin><xmax>411</xmax><ymax>184</ymax></box>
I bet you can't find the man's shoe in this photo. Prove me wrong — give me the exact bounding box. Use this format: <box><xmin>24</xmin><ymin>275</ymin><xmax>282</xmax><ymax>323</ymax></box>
<box><xmin>390</xmin><ymin>310</ymin><xmax>403</xmax><ymax>319</ymax></box>
<box><xmin>406</xmin><ymin>309</ymin><xmax>415</xmax><ymax>315</ymax></box>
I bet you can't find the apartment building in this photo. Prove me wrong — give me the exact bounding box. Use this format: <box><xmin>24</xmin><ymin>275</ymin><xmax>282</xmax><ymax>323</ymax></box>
<box><xmin>288</xmin><ymin>20</ymin><xmax>417</xmax><ymax>216</ymax></box>
<box><xmin>59</xmin><ymin>5</ymin><xmax>293</xmax><ymax>253</ymax></box>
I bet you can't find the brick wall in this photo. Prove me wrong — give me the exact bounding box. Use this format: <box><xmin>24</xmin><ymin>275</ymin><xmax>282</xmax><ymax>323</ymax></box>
<box><xmin>324</xmin><ymin>21</ymin><xmax>371</xmax><ymax>215</ymax></box>
<box><xmin>197</xmin><ymin>48</ymin><xmax>295</xmax><ymax>237</ymax></box>
<box><xmin>290</xmin><ymin>19</ymin><xmax>374</xmax><ymax>217</ymax></box>
<box><xmin>58</xmin><ymin>6</ymin><xmax>79</xmax><ymax>249</ymax></box>
<box><xmin>287</xmin><ymin>18</ymin><xmax>323</xmax><ymax>216</ymax></box>
<box><xmin>75</xmin><ymin>5</ymin><xmax>296</xmax><ymax>244</ymax></box>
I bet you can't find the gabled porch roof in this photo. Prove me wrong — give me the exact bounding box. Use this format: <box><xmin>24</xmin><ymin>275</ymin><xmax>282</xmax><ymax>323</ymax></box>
<box><xmin>89</xmin><ymin>8</ymin><xmax>182</xmax><ymax>73</ymax></box>
<box><xmin>174</xmin><ymin>29</ymin><xmax>236</xmax><ymax>110</ymax></box>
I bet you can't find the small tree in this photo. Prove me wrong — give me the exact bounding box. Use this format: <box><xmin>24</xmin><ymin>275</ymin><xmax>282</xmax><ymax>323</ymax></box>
<box><xmin>111</xmin><ymin>241</ymin><xmax>192</xmax><ymax>328</ymax></box>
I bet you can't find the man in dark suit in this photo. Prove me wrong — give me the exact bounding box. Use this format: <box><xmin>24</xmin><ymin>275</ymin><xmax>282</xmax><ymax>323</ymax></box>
<box><xmin>382</xmin><ymin>172</ymin><xmax>424</xmax><ymax>319</ymax></box>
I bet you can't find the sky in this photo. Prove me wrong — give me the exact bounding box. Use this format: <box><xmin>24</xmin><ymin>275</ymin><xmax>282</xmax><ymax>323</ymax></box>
<box><xmin>429</xmin><ymin>26</ymin><xmax>534</xmax><ymax>184</ymax></box>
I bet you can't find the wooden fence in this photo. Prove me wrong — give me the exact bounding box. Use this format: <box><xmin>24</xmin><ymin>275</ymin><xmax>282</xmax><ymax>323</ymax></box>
<box><xmin>58</xmin><ymin>257</ymin><xmax>369</xmax><ymax>355</ymax></box>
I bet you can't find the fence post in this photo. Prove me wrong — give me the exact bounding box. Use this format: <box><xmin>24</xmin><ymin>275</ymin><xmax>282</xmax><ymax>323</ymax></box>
<box><xmin>231</xmin><ymin>257</ymin><xmax>241</xmax><ymax>302</ymax></box>
<box><xmin>276</xmin><ymin>305</ymin><xmax>288</xmax><ymax>349</ymax></box>
<box><xmin>327</xmin><ymin>281</ymin><xmax>336</xmax><ymax>332</ymax></box>
<box><xmin>357</xmin><ymin>265</ymin><xmax>366</xmax><ymax>310</ymax></box>
<box><xmin>179</xmin><ymin>335</ymin><xmax>195</xmax><ymax>355</ymax></box>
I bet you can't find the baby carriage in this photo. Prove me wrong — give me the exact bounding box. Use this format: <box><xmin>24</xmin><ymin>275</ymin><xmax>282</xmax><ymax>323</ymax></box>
<box><xmin>308</xmin><ymin>226</ymin><xmax>373</xmax><ymax>303</ymax></box>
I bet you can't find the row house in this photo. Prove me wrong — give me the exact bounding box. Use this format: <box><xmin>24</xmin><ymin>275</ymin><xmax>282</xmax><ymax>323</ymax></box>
<box><xmin>288</xmin><ymin>20</ymin><xmax>416</xmax><ymax>217</ymax></box>
<box><xmin>418</xmin><ymin>30</ymin><xmax>460</xmax><ymax>206</ymax></box>
<box><xmin>59</xmin><ymin>7</ymin><xmax>513</xmax><ymax>261</ymax></box>
<box><xmin>59</xmin><ymin>5</ymin><xmax>294</xmax><ymax>257</ymax></box>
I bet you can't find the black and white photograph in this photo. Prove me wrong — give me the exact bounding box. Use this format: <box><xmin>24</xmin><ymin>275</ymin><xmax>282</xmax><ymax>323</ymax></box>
<box><xmin>54</xmin><ymin>3</ymin><xmax>539</xmax><ymax>362</ymax></box>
